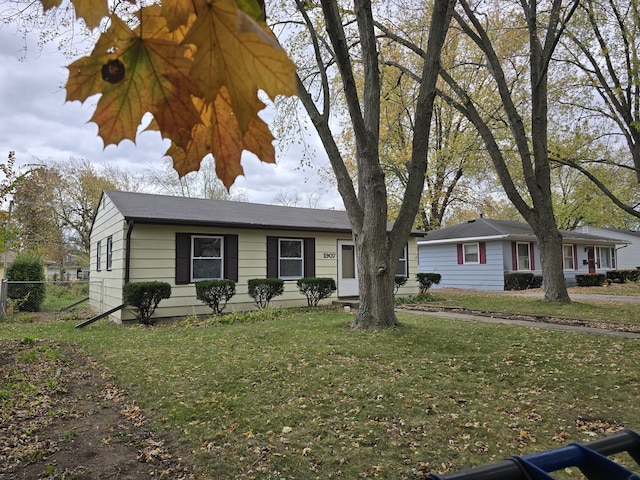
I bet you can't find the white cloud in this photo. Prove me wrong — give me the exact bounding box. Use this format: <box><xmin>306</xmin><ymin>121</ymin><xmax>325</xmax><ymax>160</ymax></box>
<box><xmin>0</xmin><ymin>23</ymin><xmax>344</xmax><ymax>210</ymax></box>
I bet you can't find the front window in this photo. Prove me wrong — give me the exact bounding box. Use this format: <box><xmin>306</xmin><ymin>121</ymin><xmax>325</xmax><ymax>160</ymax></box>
<box><xmin>395</xmin><ymin>246</ymin><xmax>408</xmax><ymax>276</ymax></box>
<box><xmin>463</xmin><ymin>243</ymin><xmax>479</xmax><ymax>264</ymax></box>
<box><xmin>563</xmin><ymin>244</ymin><xmax>575</xmax><ymax>270</ymax></box>
<box><xmin>517</xmin><ymin>242</ymin><xmax>531</xmax><ymax>270</ymax></box>
<box><xmin>192</xmin><ymin>236</ymin><xmax>223</xmax><ymax>281</ymax></box>
<box><xmin>597</xmin><ymin>247</ymin><xmax>616</xmax><ymax>269</ymax></box>
<box><xmin>279</xmin><ymin>238</ymin><xmax>303</xmax><ymax>279</ymax></box>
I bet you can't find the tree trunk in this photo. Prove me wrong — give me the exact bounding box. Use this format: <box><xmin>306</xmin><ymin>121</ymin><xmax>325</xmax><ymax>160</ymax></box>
<box><xmin>347</xmin><ymin>231</ymin><xmax>398</xmax><ymax>330</ymax></box>
<box><xmin>531</xmin><ymin>218</ymin><xmax>572</xmax><ymax>303</ymax></box>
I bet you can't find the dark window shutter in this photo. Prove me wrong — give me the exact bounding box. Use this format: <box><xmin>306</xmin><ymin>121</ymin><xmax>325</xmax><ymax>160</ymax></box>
<box><xmin>304</xmin><ymin>238</ymin><xmax>315</xmax><ymax>277</ymax></box>
<box><xmin>266</xmin><ymin>236</ymin><xmax>278</xmax><ymax>278</ymax></box>
<box><xmin>457</xmin><ymin>244</ymin><xmax>463</xmax><ymax>264</ymax></box>
<box><xmin>573</xmin><ymin>245</ymin><xmax>578</xmax><ymax>270</ymax></box>
<box><xmin>511</xmin><ymin>242</ymin><xmax>517</xmax><ymax>269</ymax></box>
<box><xmin>405</xmin><ymin>244</ymin><xmax>410</xmax><ymax>276</ymax></box>
<box><xmin>224</xmin><ymin>234</ymin><xmax>239</xmax><ymax>282</ymax></box>
<box><xmin>176</xmin><ymin>233</ymin><xmax>191</xmax><ymax>284</ymax></box>
<box><xmin>479</xmin><ymin>242</ymin><xmax>487</xmax><ymax>264</ymax></box>
<box><xmin>529</xmin><ymin>242</ymin><xmax>535</xmax><ymax>270</ymax></box>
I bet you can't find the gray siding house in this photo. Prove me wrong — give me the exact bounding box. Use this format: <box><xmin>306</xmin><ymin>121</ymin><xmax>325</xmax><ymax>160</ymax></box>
<box><xmin>418</xmin><ymin>218</ymin><xmax>621</xmax><ymax>291</ymax></box>
<box><xmin>90</xmin><ymin>190</ymin><xmax>420</xmax><ymax>322</ymax></box>
<box><xmin>574</xmin><ymin>226</ymin><xmax>640</xmax><ymax>270</ymax></box>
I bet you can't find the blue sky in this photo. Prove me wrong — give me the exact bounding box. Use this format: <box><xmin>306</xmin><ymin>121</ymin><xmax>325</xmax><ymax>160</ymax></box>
<box><xmin>0</xmin><ymin>22</ymin><xmax>343</xmax><ymax>209</ymax></box>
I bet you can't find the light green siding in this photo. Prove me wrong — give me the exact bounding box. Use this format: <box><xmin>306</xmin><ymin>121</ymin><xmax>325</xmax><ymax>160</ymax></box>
<box><xmin>89</xmin><ymin>196</ymin><xmax>420</xmax><ymax>322</ymax></box>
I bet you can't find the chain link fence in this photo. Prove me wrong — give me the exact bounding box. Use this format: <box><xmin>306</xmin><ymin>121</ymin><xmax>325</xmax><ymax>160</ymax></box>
<box><xmin>0</xmin><ymin>280</ymin><xmax>102</xmax><ymax>318</ymax></box>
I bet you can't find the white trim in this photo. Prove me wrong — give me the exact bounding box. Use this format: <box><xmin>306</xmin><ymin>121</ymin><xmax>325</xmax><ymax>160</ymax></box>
<box><xmin>278</xmin><ymin>238</ymin><xmax>304</xmax><ymax>280</ymax></box>
<box><xmin>516</xmin><ymin>241</ymin><xmax>531</xmax><ymax>271</ymax></box>
<box><xmin>462</xmin><ymin>242</ymin><xmax>480</xmax><ymax>265</ymax></box>
<box><xmin>191</xmin><ymin>235</ymin><xmax>224</xmax><ymax>282</ymax></box>
<box><xmin>418</xmin><ymin>234</ymin><xmax>509</xmax><ymax>245</ymax></box>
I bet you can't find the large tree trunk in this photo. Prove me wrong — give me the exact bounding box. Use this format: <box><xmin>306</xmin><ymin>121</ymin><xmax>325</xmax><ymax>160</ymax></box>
<box><xmin>348</xmin><ymin>231</ymin><xmax>398</xmax><ymax>330</ymax></box>
<box><xmin>530</xmin><ymin>216</ymin><xmax>572</xmax><ymax>303</ymax></box>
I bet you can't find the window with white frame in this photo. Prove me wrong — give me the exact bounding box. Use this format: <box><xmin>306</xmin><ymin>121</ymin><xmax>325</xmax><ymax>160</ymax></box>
<box><xmin>597</xmin><ymin>247</ymin><xmax>616</xmax><ymax>269</ymax></box>
<box><xmin>562</xmin><ymin>244</ymin><xmax>575</xmax><ymax>270</ymax></box>
<box><xmin>463</xmin><ymin>243</ymin><xmax>479</xmax><ymax>264</ymax></box>
<box><xmin>106</xmin><ymin>236</ymin><xmax>113</xmax><ymax>271</ymax></box>
<box><xmin>516</xmin><ymin>242</ymin><xmax>531</xmax><ymax>270</ymax></box>
<box><xmin>96</xmin><ymin>241</ymin><xmax>101</xmax><ymax>271</ymax></box>
<box><xmin>279</xmin><ymin>238</ymin><xmax>304</xmax><ymax>279</ymax></box>
<box><xmin>191</xmin><ymin>235</ymin><xmax>223</xmax><ymax>281</ymax></box>
<box><xmin>395</xmin><ymin>246</ymin><xmax>408</xmax><ymax>276</ymax></box>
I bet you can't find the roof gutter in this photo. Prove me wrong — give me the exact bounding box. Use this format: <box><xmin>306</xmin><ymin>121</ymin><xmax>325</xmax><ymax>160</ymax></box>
<box><xmin>417</xmin><ymin>234</ymin><xmax>509</xmax><ymax>245</ymax></box>
<box><xmin>125</xmin><ymin>220</ymin><xmax>134</xmax><ymax>284</ymax></box>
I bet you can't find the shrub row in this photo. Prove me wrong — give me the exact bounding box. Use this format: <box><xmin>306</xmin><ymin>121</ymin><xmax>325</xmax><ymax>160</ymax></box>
<box><xmin>504</xmin><ymin>272</ymin><xmax>543</xmax><ymax>291</ymax></box>
<box><xmin>575</xmin><ymin>273</ymin><xmax>606</xmax><ymax>287</ymax></box>
<box><xmin>123</xmin><ymin>272</ymin><xmax>443</xmax><ymax>323</ymax></box>
<box><xmin>606</xmin><ymin>269</ymin><xmax>640</xmax><ymax>283</ymax></box>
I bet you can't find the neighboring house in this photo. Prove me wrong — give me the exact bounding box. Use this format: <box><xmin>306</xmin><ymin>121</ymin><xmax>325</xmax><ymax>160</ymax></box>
<box><xmin>90</xmin><ymin>190</ymin><xmax>420</xmax><ymax>322</ymax></box>
<box><xmin>574</xmin><ymin>226</ymin><xmax>640</xmax><ymax>271</ymax></box>
<box><xmin>417</xmin><ymin>218</ymin><xmax>622</xmax><ymax>291</ymax></box>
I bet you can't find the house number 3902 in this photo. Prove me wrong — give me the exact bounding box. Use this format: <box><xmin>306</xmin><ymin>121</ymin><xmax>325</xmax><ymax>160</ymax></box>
<box><xmin>323</xmin><ymin>252</ymin><xmax>336</xmax><ymax>259</ymax></box>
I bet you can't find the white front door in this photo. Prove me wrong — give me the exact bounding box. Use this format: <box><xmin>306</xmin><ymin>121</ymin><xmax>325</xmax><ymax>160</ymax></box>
<box><xmin>337</xmin><ymin>240</ymin><xmax>359</xmax><ymax>297</ymax></box>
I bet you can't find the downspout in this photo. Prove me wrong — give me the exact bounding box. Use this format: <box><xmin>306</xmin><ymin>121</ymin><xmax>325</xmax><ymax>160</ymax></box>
<box><xmin>125</xmin><ymin>220</ymin><xmax>134</xmax><ymax>284</ymax></box>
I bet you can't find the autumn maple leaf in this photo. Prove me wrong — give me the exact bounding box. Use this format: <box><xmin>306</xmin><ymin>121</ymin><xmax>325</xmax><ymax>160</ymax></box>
<box><xmin>168</xmin><ymin>88</ymin><xmax>275</xmax><ymax>189</ymax></box>
<box><xmin>183</xmin><ymin>0</ymin><xmax>297</xmax><ymax>132</ymax></box>
<box><xmin>65</xmin><ymin>0</ymin><xmax>297</xmax><ymax>189</ymax></box>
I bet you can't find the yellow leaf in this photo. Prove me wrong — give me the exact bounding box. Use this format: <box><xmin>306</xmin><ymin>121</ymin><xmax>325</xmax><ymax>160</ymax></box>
<box><xmin>170</xmin><ymin>88</ymin><xmax>274</xmax><ymax>189</ymax></box>
<box><xmin>183</xmin><ymin>0</ymin><xmax>297</xmax><ymax>131</ymax></box>
<box><xmin>39</xmin><ymin>0</ymin><xmax>62</xmax><ymax>10</ymax></box>
<box><xmin>66</xmin><ymin>7</ymin><xmax>201</xmax><ymax>148</ymax></box>
<box><xmin>70</xmin><ymin>0</ymin><xmax>110</xmax><ymax>30</ymax></box>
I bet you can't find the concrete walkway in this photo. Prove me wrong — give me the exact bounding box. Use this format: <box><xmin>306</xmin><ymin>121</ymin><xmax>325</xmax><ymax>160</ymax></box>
<box><xmin>395</xmin><ymin>307</ymin><xmax>640</xmax><ymax>339</ymax></box>
<box><xmin>395</xmin><ymin>290</ymin><xmax>640</xmax><ymax>339</ymax></box>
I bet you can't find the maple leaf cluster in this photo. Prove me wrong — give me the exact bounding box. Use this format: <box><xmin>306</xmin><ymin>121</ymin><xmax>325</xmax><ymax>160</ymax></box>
<box><xmin>54</xmin><ymin>0</ymin><xmax>297</xmax><ymax>189</ymax></box>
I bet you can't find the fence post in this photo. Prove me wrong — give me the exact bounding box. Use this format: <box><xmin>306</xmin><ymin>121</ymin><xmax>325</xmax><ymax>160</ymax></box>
<box><xmin>0</xmin><ymin>278</ymin><xmax>6</xmax><ymax>319</ymax></box>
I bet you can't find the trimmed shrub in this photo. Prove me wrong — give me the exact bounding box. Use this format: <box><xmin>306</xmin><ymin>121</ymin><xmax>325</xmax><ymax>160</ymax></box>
<box><xmin>296</xmin><ymin>277</ymin><xmax>336</xmax><ymax>307</ymax></box>
<box><xmin>195</xmin><ymin>279</ymin><xmax>236</xmax><ymax>314</ymax></box>
<box><xmin>606</xmin><ymin>269</ymin><xmax>640</xmax><ymax>283</ymax></box>
<box><xmin>416</xmin><ymin>273</ymin><xmax>441</xmax><ymax>294</ymax></box>
<box><xmin>504</xmin><ymin>272</ymin><xmax>534</xmax><ymax>291</ymax></box>
<box><xmin>123</xmin><ymin>281</ymin><xmax>172</xmax><ymax>325</ymax></box>
<box><xmin>575</xmin><ymin>274</ymin><xmax>606</xmax><ymax>287</ymax></box>
<box><xmin>6</xmin><ymin>252</ymin><xmax>46</xmax><ymax>312</ymax></box>
<box><xmin>530</xmin><ymin>275</ymin><xmax>544</xmax><ymax>289</ymax></box>
<box><xmin>394</xmin><ymin>276</ymin><xmax>408</xmax><ymax>295</ymax></box>
<box><xmin>248</xmin><ymin>278</ymin><xmax>284</xmax><ymax>309</ymax></box>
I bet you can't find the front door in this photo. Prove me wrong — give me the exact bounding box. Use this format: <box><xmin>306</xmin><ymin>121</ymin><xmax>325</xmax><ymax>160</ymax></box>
<box><xmin>586</xmin><ymin>246</ymin><xmax>596</xmax><ymax>273</ymax></box>
<box><xmin>337</xmin><ymin>240</ymin><xmax>359</xmax><ymax>297</ymax></box>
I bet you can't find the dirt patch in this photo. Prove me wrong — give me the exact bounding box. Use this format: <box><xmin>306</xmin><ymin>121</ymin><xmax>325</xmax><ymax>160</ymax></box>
<box><xmin>0</xmin><ymin>337</ymin><xmax>197</xmax><ymax>480</ymax></box>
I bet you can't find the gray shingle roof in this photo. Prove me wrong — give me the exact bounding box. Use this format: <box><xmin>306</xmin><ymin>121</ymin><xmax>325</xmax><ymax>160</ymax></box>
<box><xmin>105</xmin><ymin>190</ymin><xmax>423</xmax><ymax>235</ymax></box>
<box><xmin>419</xmin><ymin>218</ymin><xmax>619</xmax><ymax>244</ymax></box>
<box><xmin>104</xmin><ymin>190</ymin><xmax>354</xmax><ymax>233</ymax></box>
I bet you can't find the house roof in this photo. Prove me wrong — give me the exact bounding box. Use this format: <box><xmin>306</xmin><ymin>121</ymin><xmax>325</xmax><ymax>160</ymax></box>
<box><xmin>594</xmin><ymin>227</ymin><xmax>640</xmax><ymax>239</ymax></box>
<box><xmin>418</xmin><ymin>218</ymin><xmax>620</xmax><ymax>245</ymax></box>
<box><xmin>102</xmin><ymin>190</ymin><xmax>420</xmax><ymax>235</ymax></box>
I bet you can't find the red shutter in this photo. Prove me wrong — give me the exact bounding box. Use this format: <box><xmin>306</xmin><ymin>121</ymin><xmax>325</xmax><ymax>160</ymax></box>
<box><xmin>479</xmin><ymin>242</ymin><xmax>487</xmax><ymax>264</ymax></box>
<box><xmin>457</xmin><ymin>244</ymin><xmax>463</xmax><ymax>264</ymax></box>
<box><xmin>529</xmin><ymin>242</ymin><xmax>535</xmax><ymax>270</ymax></box>
<box><xmin>511</xmin><ymin>242</ymin><xmax>517</xmax><ymax>270</ymax></box>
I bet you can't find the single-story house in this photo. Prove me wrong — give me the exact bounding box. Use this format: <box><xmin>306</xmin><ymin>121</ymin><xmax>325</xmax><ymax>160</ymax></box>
<box><xmin>90</xmin><ymin>190</ymin><xmax>420</xmax><ymax>322</ymax></box>
<box><xmin>417</xmin><ymin>218</ymin><xmax>623</xmax><ymax>291</ymax></box>
<box><xmin>574</xmin><ymin>226</ymin><xmax>640</xmax><ymax>270</ymax></box>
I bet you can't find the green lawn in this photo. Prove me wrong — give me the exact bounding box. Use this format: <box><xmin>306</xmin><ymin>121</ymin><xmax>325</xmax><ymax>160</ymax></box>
<box><xmin>2</xmin><ymin>305</ymin><xmax>640</xmax><ymax>479</ymax></box>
